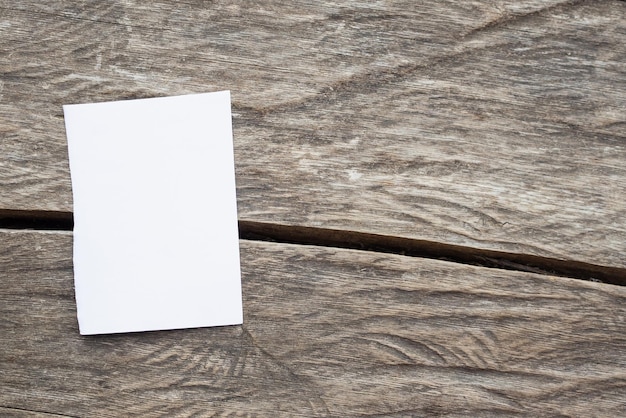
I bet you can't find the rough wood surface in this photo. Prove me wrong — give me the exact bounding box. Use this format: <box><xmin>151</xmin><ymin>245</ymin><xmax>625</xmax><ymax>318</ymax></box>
<box><xmin>1</xmin><ymin>230</ymin><xmax>625</xmax><ymax>416</ymax></box>
<box><xmin>1</xmin><ymin>1</ymin><xmax>625</xmax><ymax>269</ymax></box>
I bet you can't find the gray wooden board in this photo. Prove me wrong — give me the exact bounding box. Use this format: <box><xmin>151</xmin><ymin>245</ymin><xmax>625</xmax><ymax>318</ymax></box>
<box><xmin>1</xmin><ymin>1</ymin><xmax>625</xmax><ymax>268</ymax></box>
<box><xmin>1</xmin><ymin>230</ymin><xmax>625</xmax><ymax>416</ymax></box>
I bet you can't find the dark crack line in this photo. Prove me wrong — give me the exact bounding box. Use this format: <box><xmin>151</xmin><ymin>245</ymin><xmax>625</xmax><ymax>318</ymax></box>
<box><xmin>3</xmin><ymin>210</ymin><xmax>623</xmax><ymax>286</ymax></box>
<box><xmin>0</xmin><ymin>210</ymin><xmax>73</xmax><ymax>231</ymax></box>
<box><xmin>238</xmin><ymin>221</ymin><xmax>626</xmax><ymax>287</ymax></box>
<box><xmin>0</xmin><ymin>405</ymin><xmax>78</xmax><ymax>418</ymax></box>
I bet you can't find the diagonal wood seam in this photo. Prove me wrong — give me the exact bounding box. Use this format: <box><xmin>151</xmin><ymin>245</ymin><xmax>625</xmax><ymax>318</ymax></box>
<box><xmin>0</xmin><ymin>405</ymin><xmax>77</xmax><ymax>418</ymax></box>
<box><xmin>1</xmin><ymin>0</ymin><xmax>612</xmax><ymax>118</ymax></box>
<box><xmin>236</xmin><ymin>0</ymin><xmax>621</xmax><ymax>119</ymax></box>
<box><xmin>461</xmin><ymin>0</ymin><xmax>594</xmax><ymax>39</ymax></box>
<box><xmin>1</xmin><ymin>209</ymin><xmax>624</xmax><ymax>286</ymax></box>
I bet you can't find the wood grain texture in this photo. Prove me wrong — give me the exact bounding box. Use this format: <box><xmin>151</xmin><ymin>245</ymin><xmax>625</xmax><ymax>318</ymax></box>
<box><xmin>1</xmin><ymin>230</ymin><xmax>625</xmax><ymax>416</ymax></box>
<box><xmin>1</xmin><ymin>1</ymin><xmax>625</xmax><ymax>269</ymax></box>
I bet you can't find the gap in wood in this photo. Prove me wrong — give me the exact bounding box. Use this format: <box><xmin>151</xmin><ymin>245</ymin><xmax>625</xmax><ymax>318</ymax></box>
<box><xmin>1</xmin><ymin>210</ymin><xmax>624</xmax><ymax>286</ymax></box>
<box><xmin>0</xmin><ymin>210</ymin><xmax>74</xmax><ymax>231</ymax></box>
<box><xmin>239</xmin><ymin>221</ymin><xmax>626</xmax><ymax>287</ymax></box>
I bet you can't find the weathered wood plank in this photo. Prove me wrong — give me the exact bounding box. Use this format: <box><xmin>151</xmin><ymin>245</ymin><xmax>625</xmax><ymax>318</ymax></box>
<box><xmin>1</xmin><ymin>1</ymin><xmax>625</xmax><ymax>268</ymax></box>
<box><xmin>1</xmin><ymin>0</ymin><xmax>552</xmax><ymax>211</ymax></box>
<box><xmin>1</xmin><ymin>230</ymin><xmax>625</xmax><ymax>416</ymax></box>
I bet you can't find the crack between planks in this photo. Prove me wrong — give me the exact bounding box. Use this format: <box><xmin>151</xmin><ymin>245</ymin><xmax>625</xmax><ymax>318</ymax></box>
<box><xmin>1</xmin><ymin>209</ymin><xmax>624</xmax><ymax>286</ymax></box>
<box><xmin>0</xmin><ymin>209</ymin><xmax>74</xmax><ymax>231</ymax></box>
<box><xmin>0</xmin><ymin>405</ymin><xmax>78</xmax><ymax>418</ymax></box>
<box><xmin>238</xmin><ymin>221</ymin><xmax>626</xmax><ymax>287</ymax></box>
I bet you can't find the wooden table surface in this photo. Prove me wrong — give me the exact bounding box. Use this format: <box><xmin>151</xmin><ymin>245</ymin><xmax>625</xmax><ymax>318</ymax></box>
<box><xmin>1</xmin><ymin>1</ymin><xmax>625</xmax><ymax>416</ymax></box>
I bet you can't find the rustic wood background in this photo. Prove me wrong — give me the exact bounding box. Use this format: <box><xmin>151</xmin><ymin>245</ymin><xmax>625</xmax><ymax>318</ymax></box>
<box><xmin>1</xmin><ymin>0</ymin><xmax>625</xmax><ymax>416</ymax></box>
<box><xmin>2</xmin><ymin>231</ymin><xmax>626</xmax><ymax>416</ymax></box>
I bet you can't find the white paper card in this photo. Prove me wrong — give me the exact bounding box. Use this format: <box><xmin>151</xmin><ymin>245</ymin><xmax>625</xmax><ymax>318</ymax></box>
<box><xmin>63</xmin><ymin>91</ymin><xmax>243</xmax><ymax>335</ymax></box>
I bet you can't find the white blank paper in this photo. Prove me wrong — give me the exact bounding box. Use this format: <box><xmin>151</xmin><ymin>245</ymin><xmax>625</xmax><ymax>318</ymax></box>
<box><xmin>63</xmin><ymin>91</ymin><xmax>243</xmax><ymax>335</ymax></box>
